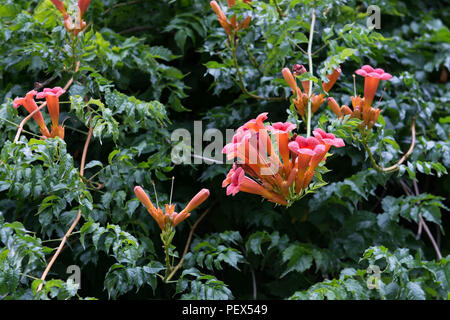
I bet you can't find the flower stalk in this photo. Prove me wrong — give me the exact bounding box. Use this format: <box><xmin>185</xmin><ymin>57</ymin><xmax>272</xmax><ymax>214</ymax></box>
<box><xmin>134</xmin><ymin>186</ymin><xmax>210</xmax><ymax>281</ymax></box>
<box><xmin>306</xmin><ymin>9</ymin><xmax>316</xmax><ymax>137</ymax></box>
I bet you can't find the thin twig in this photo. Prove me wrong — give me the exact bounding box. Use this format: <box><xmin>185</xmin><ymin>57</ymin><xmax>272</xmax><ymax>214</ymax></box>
<box><xmin>306</xmin><ymin>9</ymin><xmax>316</xmax><ymax>137</ymax></box>
<box><xmin>165</xmin><ymin>202</ymin><xmax>217</xmax><ymax>282</ymax></box>
<box><xmin>360</xmin><ymin>117</ymin><xmax>416</xmax><ymax>173</ymax></box>
<box><xmin>399</xmin><ymin>179</ymin><xmax>442</xmax><ymax>260</ymax></box>
<box><xmin>398</xmin><ymin>179</ymin><xmax>413</xmax><ymax>196</ymax></box>
<box><xmin>37</xmin><ymin>115</ymin><xmax>93</xmax><ymax>292</ymax></box>
<box><xmin>412</xmin><ymin>179</ymin><xmax>442</xmax><ymax>260</ymax></box>
<box><xmin>34</xmin><ymin>73</ymin><xmax>59</xmax><ymax>90</ymax></box>
<box><xmin>399</xmin><ymin>179</ymin><xmax>423</xmax><ymax>236</ymax></box>
<box><xmin>420</xmin><ymin>218</ymin><xmax>442</xmax><ymax>260</ymax></box>
<box><xmin>382</xmin><ymin>117</ymin><xmax>416</xmax><ymax>172</ymax></box>
<box><xmin>312</xmin><ymin>42</ymin><xmax>328</xmax><ymax>56</ymax></box>
<box><xmin>79</xmin><ymin>117</ymin><xmax>93</xmax><ymax>178</ymax></box>
<box><xmin>0</xmin><ymin>117</ymin><xmax>42</xmax><ymax>138</ymax></box>
<box><xmin>13</xmin><ymin>62</ymin><xmax>80</xmax><ymax>143</ymax></box>
<box><xmin>293</xmin><ymin>42</ymin><xmax>308</xmax><ymax>55</ymax></box>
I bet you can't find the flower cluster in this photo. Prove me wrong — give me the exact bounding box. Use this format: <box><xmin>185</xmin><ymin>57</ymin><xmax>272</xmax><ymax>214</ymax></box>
<box><xmin>327</xmin><ymin>65</ymin><xmax>392</xmax><ymax>129</ymax></box>
<box><xmin>134</xmin><ymin>187</ymin><xmax>210</xmax><ymax>230</ymax></box>
<box><xmin>222</xmin><ymin>113</ymin><xmax>344</xmax><ymax>205</ymax></box>
<box><xmin>282</xmin><ymin>65</ymin><xmax>341</xmax><ymax>118</ymax></box>
<box><xmin>13</xmin><ymin>87</ymin><xmax>66</xmax><ymax>139</ymax></box>
<box><xmin>210</xmin><ymin>0</ymin><xmax>252</xmax><ymax>36</ymax></box>
<box><xmin>51</xmin><ymin>0</ymin><xmax>91</xmax><ymax>36</ymax></box>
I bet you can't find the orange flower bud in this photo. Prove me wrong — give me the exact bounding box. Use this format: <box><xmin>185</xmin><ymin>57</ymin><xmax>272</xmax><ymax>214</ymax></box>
<box><xmin>323</xmin><ymin>67</ymin><xmax>341</xmax><ymax>92</ymax></box>
<box><xmin>227</xmin><ymin>0</ymin><xmax>236</xmax><ymax>7</ymax></box>
<box><xmin>362</xmin><ymin>101</ymin><xmax>371</xmax><ymax>123</ymax></box>
<box><xmin>311</xmin><ymin>94</ymin><xmax>325</xmax><ymax>113</ymax></box>
<box><xmin>173</xmin><ymin>211</ymin><xmax>191</xmax><ymax>227</ymax></box>
<box><xmin>239</xmin><ymin>15</ymin><xmax>251</xmax><ymax>30</ymax></box>
<box><xmin>134</xmin><ymin>186</ymin><xmax>157</xmax><ymax>214</ymax></box>
<box><xmin>210</xmin><ymin>1</ymin><xmax>227</xmax><ymax>21</ymax></box>
<box><xmin>282</xmin><ymin>68</ymin><xmax>297</xmax><ymax>92</ymax></box>
<box><xmin>352</xmin><ymin>103</ymin><xmax>361</xmax><ymax>119</ymax></box>
<box><xmin>180</xmin><ymin>189</ymin><xmax>210</xmax><ymax>214</ymax></box>
<box><xmin>341</xmin><ymin>105</ymin><xmax>353</xmax><ymax>116</ymax></box>
<box><xmin>328</xmin><ymin>97</ymin><xmax>343</xmax><ymax>117</ymax></box>
<box><xmin>374</xmin><ymin>108</ymin><xmax>382</xmax><ymax>122</ymax></box>
<box><xmin>230</xmin><ymin>15</ymin><xmax>237</xmax><ymax>28</ymax></box>
<box><xmin>351</xmin><ymin>95</ymin><xmax>363</xmax><ymax>109</ymax></box>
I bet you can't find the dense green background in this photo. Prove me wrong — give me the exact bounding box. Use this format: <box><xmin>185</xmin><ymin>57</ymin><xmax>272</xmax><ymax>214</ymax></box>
<box><xmin>0</xmin><ymin>0</ymin><xmax>449</xmax><ymax>299</ymax></box>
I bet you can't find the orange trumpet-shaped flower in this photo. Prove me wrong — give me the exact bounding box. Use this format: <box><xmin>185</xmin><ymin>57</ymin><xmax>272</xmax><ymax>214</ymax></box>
<box><xmin>50</xmin><ymin>0</ymin><xmax>90</xmax><ymax>36</ymax></box>
<box><xmin>51</xmin><ymin>0</ymin><xmax>67</xmax><ymax>16</ymax></box>
<box><xmin>222</xmin><ymin>113</ymin><xmax>344</xmax><ymax>206</ymax></box>
<box><xmin>327</xmin><ymin>65</ymin><xmax>392</xmax><ymax>130</ymax></box>
<box><xmin>355</xmin><ymin>65</ymin><xmax>392</xmax><ymax>107</ymax></box>
<box><xmin>134</xmin><ymin>186</ymin><xmax>210</xmax><ymax>230</ymax></box>
<box><xmin>267</xmin><ymin>122</ymin><xmax>296</xmax><ymax>175</ymax></box>
<box><xmin>74</xmin><ymin>0</ymin><xmax>90</xmax><ymax>36</ymax></box>
<box><xmin>36</xmin><ymin>87</ymin><xmax>65</xmax><ymax>139</ymax></box>
<box><xmin>78</xmin><ymin>0</ymin><xmax>91</xmax><ymax>18</ymax></box>
<box><xmin>13</xmin><ymin>90</ymin><xmax>51</xmax><ymax>138</ymax></box>
<box><xmin>222</xmin><ymin>165</ymin><xmax>287</xmax><ymax>205</ymax></box>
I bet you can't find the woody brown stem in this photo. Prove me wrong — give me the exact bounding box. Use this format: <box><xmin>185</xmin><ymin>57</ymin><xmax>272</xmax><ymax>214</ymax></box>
<box><xmin>37</xmin><ymin>114</ymin><xmax>93</xmax><ymax>292</ymax></box>
<box><xmin>398</xmin><ymin>179</ymin><xmax>442</xmax><ymax>261</ymax></box>
<box><xmin>381</xmin><ymin>117</ymin><xmax>416</xmax><ymax>172</ymax></box>
<box><xmin>411</xmin><ymin>179</ymin><xmax>442</xmax><ymax>260</ymax></box>
<box><xmin>359</xmin><ymin>117</ymin><xmax>416</xmax><ymax>173</ymax></box>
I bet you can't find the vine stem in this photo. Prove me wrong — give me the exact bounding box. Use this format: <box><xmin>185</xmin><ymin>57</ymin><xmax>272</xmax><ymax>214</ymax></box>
<box><xmin>37</xmin><ymin>114</ymin><xmax>93</xmax><ymax>292</ymax></box>
<box><xmin>0</xmin><ymin>117</ymin><xmax>42</xmax><ymax>138</ymax></box>
<box><xmin>381</xmin><ymin>117</ymin><xmax>416</xmax><ymax>172</ymax></box>
<box><xmin>165</xmin><ymin>202</ymin><xmax>216</xmax><ymax>283</ymax></box>
<box><xmin>306</xmin><ymin>9</ymin><xmax>316</xmax><ymax>137</ymax></box>
<box><xmin>162</xmin><ymin>225</ymin><xmax>175</xmax><ymax>280</ymax></box>
<box><xmin>13</xmin><ymin>61</ymin><xmax>80</xmax><ymax>143</ymax></box>
<box><xmin>244</xmin><ymin>44</ymin><xmax>263</xmax><ymax>75</ymax></box>
<box><xmin>230</xmin><ymin>36</ymin><xmax>286</xmax><ymax>102</ymax></box>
